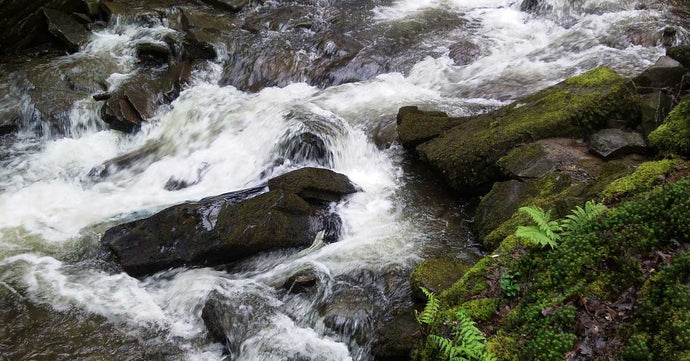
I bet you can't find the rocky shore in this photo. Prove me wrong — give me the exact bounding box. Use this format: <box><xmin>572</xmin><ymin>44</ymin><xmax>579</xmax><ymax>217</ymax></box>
<box><xmin>399</xmin><ymin>49</ymin><xmax>690</xmax><ymax>361</ymax></box>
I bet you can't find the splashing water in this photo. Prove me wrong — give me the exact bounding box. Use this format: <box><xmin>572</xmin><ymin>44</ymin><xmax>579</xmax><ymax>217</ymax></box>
<box><xmin>0</xmin><ymin>0</ymin><xmax>684</xmax><ymax>359</ymax></box>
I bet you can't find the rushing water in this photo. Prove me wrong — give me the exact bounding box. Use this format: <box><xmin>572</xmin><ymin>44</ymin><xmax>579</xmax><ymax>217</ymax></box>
<box><xmin>0</xmin><ymin>0</ymin><xmax>684</xmax><ymax>360</ymax></box>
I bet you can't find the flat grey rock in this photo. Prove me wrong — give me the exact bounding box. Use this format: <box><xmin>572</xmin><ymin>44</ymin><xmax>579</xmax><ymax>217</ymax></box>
<box><xmin>589</xmin><ymin>128</ymin><xmax>647</xmax><ymax>160</ymax></box>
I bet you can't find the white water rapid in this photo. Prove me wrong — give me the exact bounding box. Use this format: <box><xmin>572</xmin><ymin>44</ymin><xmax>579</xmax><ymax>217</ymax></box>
<box><xmin>0</xmin><ymin>0</ymin><xmax>685</xmax><ymax>360</ymax></box>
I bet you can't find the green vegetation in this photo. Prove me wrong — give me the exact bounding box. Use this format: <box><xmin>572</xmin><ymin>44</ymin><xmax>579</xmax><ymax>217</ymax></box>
<box><xmin>649</xmin><ymin>95</ymin><xmax>690</xmax><ymax>155</ymax></box>
<box><xmin>602</xmin><ymin>159</ymin><xmax>681</xmax><ymax>201</ymax></box>
<box><xmin>498</xmin><ymin>271</ymin><xmax>519</xmax><ymax>297</ymax></box>
<box><xmin>514</xmin><ymin>205</ymin><xmax>562</xmax><ymax>249</ymax></box>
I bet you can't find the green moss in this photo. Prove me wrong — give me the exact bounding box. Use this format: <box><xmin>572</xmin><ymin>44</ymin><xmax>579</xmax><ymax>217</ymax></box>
<box><xmin>418</xmin><ymin>67</ymin><xmax>639</xmax><ymax>191</ymax></box>
<box><xmin>649</xmin><ymin>96</ymin><xmax>690</xmax><ymax>156</ymax></box>
<box><xmin>441</xmin><ymin>257</ymin><xmax>493</xmax><ymax>306</ymax></box>
<box><xmin>410</xmin><ymin>256</ymin><xmax>471</xmax><ymax>301</ymax></box>
<box><xmin>564</xmin><ymin>67</ymin><xmax>622</xmax><ymax>87</ymax></box>
<box><xmin>459</xmin><ymin>298</ymin><xmax>501</xmax><ymax>321</ymax></box>
<box><xmin>602</xmin><ymin>159</ymin><xmax>680</xmax><ymax>201</ymax></box>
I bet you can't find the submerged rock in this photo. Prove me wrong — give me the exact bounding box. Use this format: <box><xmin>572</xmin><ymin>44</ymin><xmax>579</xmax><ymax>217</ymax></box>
<box><xmin>405</xmin><ymin>67</ymin><xmax>639</xmax><ymax>192</ymax></box>
<box><xmin>588</xmin><ymin>128</ymin><xmax>647</xmax><ymax>160</ymax></box>
<box><xmin>102</xmin><ymin>167</ymin><xmax>359</xmax><ymax>276</ymax></box>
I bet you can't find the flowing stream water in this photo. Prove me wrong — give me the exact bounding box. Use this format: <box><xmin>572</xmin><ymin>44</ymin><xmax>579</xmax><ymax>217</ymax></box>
<box><xmin>0</xmin><ymin>0</ymin><xmax>685</xmax><ymax>360</ymax></box>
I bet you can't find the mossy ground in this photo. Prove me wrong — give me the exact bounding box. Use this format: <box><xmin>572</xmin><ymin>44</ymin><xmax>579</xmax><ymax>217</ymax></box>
<box><xmin>414</xmin><ymin>176</ymin><xmax>690</xmax><ymax>361</ymax></box>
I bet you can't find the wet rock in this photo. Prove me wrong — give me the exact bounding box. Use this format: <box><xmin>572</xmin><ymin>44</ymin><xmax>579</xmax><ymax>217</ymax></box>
<box><xmin>282</xmin><ymin>269</ymin><xmax>319</xmax><ymax>293</ymax></box>
<box><xmin>102</xmin><ymin>168</ymin><xmax>358</xmax><ymax>276</ymax></box>
<box><xmin>396</xmin><ymin>106</ymin><xmax>464</xmax><ymax>148</ymax></box>
<box><xmin>135</xmin><ymin>41</ymin><xmax>171</xmax><ymax>64</ymax></box>
<box><xmin>320</xmin><ymin>287</ymin><xmax>378</xmax><ymax>346</ymax></box>
<box><xmin>200</xmin><ymin>0</ymin><xmax>248</xmax><ymax>12</ymax></box>
<box><xmin>275</xmin><ymin>132</ymin><xmax>332</xmax><ymax>167</ymax></box>
<box><xmin>409</xmin><ymin>256</ymin><xmax>471</xmax><ymax>302</ymax></box>
<box><xmin>448</xmin><ymin>40</ymin><xmax>481</xmax><ymax>66</ymax></box>
<box><xmin>667</xmin><ymin>45</ymin><xmax>690</xmax><ymax>68</ymax></box>
<box><xmin>0</xmin><ymin>283</ymin><xmax>152</xmax><ymax>360</ymax></box>
<box><xmin>88</xmin><ymin>143</ymin><xmax>159</xmax><ymax>180</ymax></box>
<box><xmin>634</xmin><ymin>56</ymin><xmax>688</xmax><ymax>89</ymax></box>
<box><xmin>498</xmin><ymin>138</ymin><xmax>599</xmax><ymax>180</ymax></box>
<box><xmin>100</xmin><ymin>62</ymin><xmax>188</xmax><ymax>132</ymax></box>
<box><xmin>43</xmin><ymin>8</ymin><xmax>90</xmax><ymax>52</ymax></box>
<box><xmin>202</xmin><ymin>290</ymin><xmax>276</xmax><ymax>355</ymax></box>
<box><xmin>0</xmin><ymin>0</ymin><xmax>86</xmax><ymax>54</ymax></box>
<box><xmin>588</xmin><ymin>129</ymin><xmax>647</xmax><ymax>160</ymax></box>
<box><xmin>372</xmin><ymin>308</ymin><xmax>420</xmax><ymax>361</ymax></box>
<box><xmin>83</xmin><ymin>0</ymin><xmax>102</xmax><ymax>18</ymax></box>
<box><xmin>267</xmin><ymin>167</ymin><xmax>358</xmax><ymax>203</ymax></box>
<box><xmin>639</xmin><ymin>90</ymin><xmax>673</xmax><ymax>138</ymax></box>
<box><xmin>412</xmin><ymin>67</ymin><xmax>639</xmax><ymax>192</ymax></box>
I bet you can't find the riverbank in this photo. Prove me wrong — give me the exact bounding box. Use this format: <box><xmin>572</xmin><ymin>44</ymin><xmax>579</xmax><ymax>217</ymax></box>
<box><xmin>402</xmin><ymin>50</ymin><xmax>690</xmax><ymax>361</ymax></box>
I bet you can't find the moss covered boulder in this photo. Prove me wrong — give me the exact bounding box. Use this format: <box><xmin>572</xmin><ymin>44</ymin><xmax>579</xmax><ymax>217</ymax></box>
<box><xmin>396</xmin><ymin>106</ymin><xmax>464</xmax><ymax>148</ymax></box>
<box><xmin>410</xmin><ymin>67</ymin><xmax>639</xmax><ymax>192</ymax></box>
<box><xmin>649</xmin><ymin>95</ymin><xmax>690</xmax><ymax>156</ymax></box>
<box><xmin>102</xmin><ymin>167</ymin><xmax>359</xmax><ymax>276</ymax></box>
<box><xmin>409</xmin><ymin>256</ymin><xmax>471</xmax><ymax>301</ymax></box>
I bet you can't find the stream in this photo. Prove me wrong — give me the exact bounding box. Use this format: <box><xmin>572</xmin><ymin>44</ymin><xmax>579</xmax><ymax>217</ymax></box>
<box><xmin>0</xmin><ymin>0</ymin><xmax>685</xmax><ymax>360</ymax></box>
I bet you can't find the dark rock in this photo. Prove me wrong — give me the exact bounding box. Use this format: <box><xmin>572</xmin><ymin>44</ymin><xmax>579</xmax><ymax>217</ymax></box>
<box><xmin>135</xmin><ymin>41</ymin><xmax>171</xmax><ymax>64</ymax></box>
<box><xmin>0</xmin><ymin>0</ymin><xmax>86</xmax><ymax>54</ymax></box>
<box><xmin>498</xmin><ymin>138</ymin><xmax>598</xmax><ymax>180</ymax></box>
<box><xmin>396</xmin><ymin>106</ymin><xmax>464</xmax><ymax>148</ymax></box>
<box><xmin>275</xmin><ymin>132</ymin><xmax>332</xmax><ymax>167</ymax></box>
<box><xmin>201</xmin><ymin>290</ymin><xmax>275</xmax><ymax>356</ymax></box>
<box><xmin>200</xmin><ymin>0</ymin><xmax>248</xmax><ymax>12</ymax></box>
<box><xmin>88</xmin><ymin>143</ymin><xmax>158</xmax><ymax>180</ymax></box>
<box><xmin>102</xmin><ymin>168</ymin><xmax>358</xmax><ymax>276</ymax></box>
<box><xmin>372</xmin><ymin>309</ymin><xmax>420</xmax><ymax>361</ymax></box>
<box><xmin>92</xmin><ymin>92</ymin><xmax>110</xmax><ymax>101</ymax></box>
<box><xmin>413</xmin><ymin>67</ymin><xmax>639</xmax><ymax>192</ymax></box>
<box><xmin>448</xmin><ymin>40</ymin><xmax>481</xmax><ymax>66</ymax></box>
<box><xmin>667</xmin><ymin>45</ymin><xmax>690</xmax><ymax>69</ymax></box>
<box><xmin>320</xmin><ymin>287</ymin><xmax>378</xmax><ymax>346</ymax></box>
<box><xmin>267</xmin><ymin>167</ymin><xmax>358</xmax><ymax>203</ymax></box>
<box><xmin>588</xmin><ymin>129</ymin><xmax>647</xmax><ymax>160</ymax></box>
<box><xmin>634</xmin><ymin>56</ymin><xmax>688</xmax><ymax>89</ymax></box>
<box><xmin>639</xmin><ymin>90</ymin><xmax>673</xmax><ymax>137</ymax></box>
<box><xmin>83</xmin><ymin>0</ymin><xmax>102</xmax><ymax>18</ymax></box>
<box><xmin>43</xmin><ymin>8</ymin><xmax>90</xmax><ymax>52</ymax></box>
<box><xmin>72</xmin><ymin>12</ymin><xmax>92</xmax><ymax>24</ymax></box>
<box><xmin>282</xmin><ymin>269</ymin><xmax>319</xmax><ymax>293</ymax></box>
<box><xmin>409</xmin><ymin>256</ymin><xmax>470</xmax><ymax>302</ymax></box>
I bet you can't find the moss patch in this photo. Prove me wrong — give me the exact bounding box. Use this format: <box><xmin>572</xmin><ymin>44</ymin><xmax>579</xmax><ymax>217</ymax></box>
<box><xmin>602</xmin><ymin>159</ymin><xmax>681</xmax><ymax>202</ymax></box>
<box><xmin>649</xmin><ymin>95</ymin><xmax>690</xmax><ymax>156</ymax></box>
<box><xmin>410</xmin><ymin>256</ymin><xmax>471</xmax><ymax>301</ymax></box>
<box><xmin>417</xmin><ymin>67</ymin><xmax>639</xmax><ymax>192</ymax></box>
<box><xmin>459</xmin><ymin>298</ymin><xmax>501</xmax><ymax>321</ymax></box>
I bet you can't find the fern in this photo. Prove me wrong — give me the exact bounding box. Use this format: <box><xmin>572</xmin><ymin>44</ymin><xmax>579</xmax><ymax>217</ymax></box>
<box><xmin>416</xmin><ymin>287</ymin><xmax>440</xmax><ymax>325</ymax></box>
<box><xmin>561</xmin><ymin>200</ymin><xmax>607</xmax><ymax>234</ymax></box>
<box><xmin>429</xmin><ymin>309</ymin><xmax>497</xmax><ymax>361</ymax></box>
<box><xmin>515</xmin><ymin>205</ymin><xmax>562</xmax><ymax>249</ymax></box>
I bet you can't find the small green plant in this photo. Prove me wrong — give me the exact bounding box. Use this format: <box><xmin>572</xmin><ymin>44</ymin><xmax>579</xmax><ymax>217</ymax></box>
<box><xmin>499</xmin><ymin>270</ymin><xmax>520</xmax><ymax>297</ymax></box>
<box><xmin>515</xmin><ymin>205</ymin><xmax>562</xmax><ymax>249</ymax></box>
<box><xmin>561</xmin><ymin>200</ymin><xmax>607</xmax><ymax>234</ymax></box>
<box><xmin>429</xmin><ymin>309</ymin><xmax>497</xmax><ymax>361</ymax></box>
<box><xmin>416</xmin><ymin>287</ymin><xmax>440</xmax><ymax>325</ymax></box>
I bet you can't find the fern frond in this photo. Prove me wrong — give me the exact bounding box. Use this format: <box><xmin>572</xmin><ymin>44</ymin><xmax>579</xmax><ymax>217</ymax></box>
<box><xmin>416</xmin><ymin>287</ymin><xmax>440</xmax><ymax>325</ymax></box>
<box><xmin>561</xmin><ymin>200</ymin><xmax>607</xmax><ymax>234</ymax></box>
<box><xmin>515</xmin><ymin>225</ymin><xmax>558</xmax><ymax>248</ymax></box>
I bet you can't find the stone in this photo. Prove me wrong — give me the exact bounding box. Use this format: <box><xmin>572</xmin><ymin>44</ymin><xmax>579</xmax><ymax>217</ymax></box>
<box><xmin>135</xmin><ymin>41</ymin><xmax>171</xmax><ymax>64</ymax></box>
<box><xmin>634</xmin><ymin>56</ymin><xmax>688</xmax><ymax>89</ymax></box>
<box><xmin>667</xmin><ymin>45</ymin><xmax>690</xmax><ymax>68</ymax></box>
<box><xmin>639</xmin><ymin>90</ymin><xmax>673</xmax><ymax>137</ymax></box>
<box><xmin>396</xmin><ymin>106</ymin><xmax>464</xmax><ymax>148</ymax></box>
<box><xmin>102</xmin><ymin>168</ymin><xmax>358</xmax><ymax>276</ymax></box>
<box><xmin>448</xmin><ymin>40</ymin><xmax>481</xmax><ymax>66</ymax></box>
<box><xmin>200</xmin><ymin>0</ymin><xmax>248</xmax><ymax>12</ymax></box>
<box><xmin>588</xmin><ymin>129</ymin><xmax>647</xmax><ymax>160</ymax></box>
<box><xmin>282</xmin><ymin>269</ymin><xmax>319</xmax><ymax>293</ymax></box>
<box><xmin>43</xmin><ymin>8</ymin><xmax>90</xmax><ymax>52</ymax></box>
<box><xmin>414</xmin><ymin>67</ymin><xmax>639</xmax><ymax>192</ymax></box>
<box><xmin>409</xmin><ymin>256</ymin><xmax>471</xmax><ymax>302</ymax></box>
<box><xmin>372</xmin><ymin>309</ymin><xmax>420</xmax><ymax>361</ymax></box>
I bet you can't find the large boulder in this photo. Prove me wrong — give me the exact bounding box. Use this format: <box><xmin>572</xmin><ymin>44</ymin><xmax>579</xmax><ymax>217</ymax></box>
<box><xmin>102</xmin><ymin>167</ymin><xmax>359</xmax><ymax>276</ymax></box>
<box><xmin>633</xmin><ymin>56</ymin><xmax>688</xmax><ymax>90</ymax></box>
<box><xmin>396</xmin><ymin>106</ymin><xmax>464</xmax><ymax>148</ymax></box>
<box><xmin>406</xmin><ymin>67</ymin><xmax>639</xmax><ymax>192</ymax></box>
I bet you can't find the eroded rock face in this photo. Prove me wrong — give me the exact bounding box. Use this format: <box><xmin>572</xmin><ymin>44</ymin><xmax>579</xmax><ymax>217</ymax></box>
<box><xmin>43</xmin><ymin>8</ymin><xmax>89</xmax><ymax>52</ymax></box>
<box><xmin>102</xmin><ymin>167</ymin><xmax>359</xmax><ymax>276</ymax></box>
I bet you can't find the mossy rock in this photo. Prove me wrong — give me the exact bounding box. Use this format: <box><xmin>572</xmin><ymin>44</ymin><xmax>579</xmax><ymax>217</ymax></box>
<box><xmin>667</xmin><ymin>45</ymin><xmax>690</xmax><ymax>68</ymax></box>
<box><xmin>410</xmin><ymin>256</ymin><xmax>471</xmax><ymax>301</ymax></box>
<box><xmin>649</xmin><ymin>95</ymin><xmax>690</xmax><ymax>156</ymax></box>
<box><xmin>602</xmin><ymin>159</ymin><xmax>682</xmax><ymax>202</ymax></box>
<box><xmin>396</xmin><ymin>106</ymin><xmax>464</xmax><ymax>148</ymax></box>
<box><xmin>496</xmin><ymin>143</ymin><xmax>554</xmax><ymax>179</ymax></box>
<box><xmin>416</xmin><ymin>67</ymin><xmax>639</xmax><ymax>192</ymax></box>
